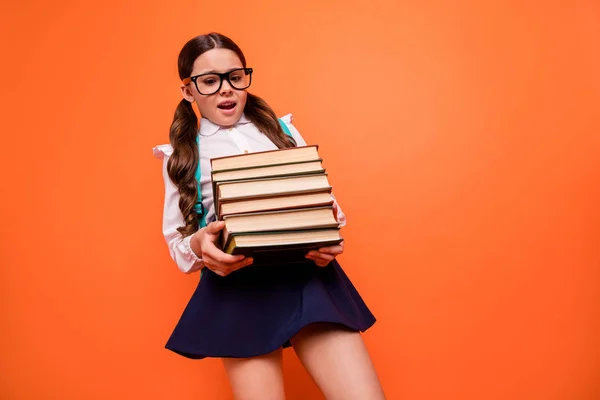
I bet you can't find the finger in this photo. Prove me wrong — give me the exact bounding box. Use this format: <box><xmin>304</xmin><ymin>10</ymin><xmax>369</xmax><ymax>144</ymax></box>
<box><xmin>305</xmin><ymin>254</ymin><xmax>326</xmax><ymax>267</ymax></box>
<box><xmin>313</xmin><ymin>253</ymin><xmax>335</xmax><ymax>262</ymax></box>
<box><xmin>202</xmin><ymin>258</ymin><xmax>226</xmax><ymax>276</ymax></box>
<box><xmin>202</xmin><ymin>241</ymin><xmax>243</xmax><ymax>263</ymax></box>
<box><xmin>307</xmin><ymin>253</ymin><xmax>335</xmax><ymax>267</ymax></box>
<box><xmin>205</xmin><ymin>253</ymin><xmax>253</xmax><ymax>273</ymax></box>
<box><xmin>305</xmin><ymin>252</ymin><xmax>323</xmax><ymax>260</ymax></box>
<box><xmin>317</xmin><ymin>244</ymin><xmax>344</xmax><ymax>255</ymax></box>
<box><xmin>315</xmin><ymin>259</ymin><xmax>330</xmax><ymax>267</ymax></box>
<box><xmin>228</xmin><ymin>257</ymin><xmax>254</xmax><ymax>272</ymax></box>
<box><xmin>204</xmin><ymin>220</ymin><xmax>226</xmax><ymax>234</ymax></box>
<box><xmin>307</xmin><ymin>249</ymin><xmax>331</xmax><ymax>257</ymax></box>
<box><xmin>307</xmin><ymin>250</ymin><xmax>336</xmax><ymax>261</ymax></box>
<box><xmin>204</xmin><ymin>263</ymin><xmax>234</xmax><ymax>277</ymax></box>
<box><xmin>204</xmin><ymin>242</ymin><xmax>246</xmax><ymax>264</ymax></box>
<box><xmin>202</xmin><ymin>256</ymin><xmax>223</xmax><ymax>273</ymax></box>
<box><xmin>205</xmin><ymin>258</ymin><xmax>247</xmax><ymax>274</ymax></box>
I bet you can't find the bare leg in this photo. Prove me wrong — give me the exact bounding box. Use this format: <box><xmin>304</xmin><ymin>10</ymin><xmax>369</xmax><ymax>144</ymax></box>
<box><xmin>222</xmin><ymin>349</ymin><xmax>285</xmax><ymax>400</ymax></box>
<box><xmin>291</xmin><ymin>324</ymin><xmax>385</xmax><ymax>400</ymax></box>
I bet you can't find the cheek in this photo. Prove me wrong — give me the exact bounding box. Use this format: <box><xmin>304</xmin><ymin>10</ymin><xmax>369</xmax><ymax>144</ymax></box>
<box><xmin>237</xmin><ymin>91</ymin><xmax>248</xmax><ymax>108</ymax></box>
<box><xmin>195</xmin><ymin>95</ymin><xmax>215</xmax><ymax>116</ymax></box>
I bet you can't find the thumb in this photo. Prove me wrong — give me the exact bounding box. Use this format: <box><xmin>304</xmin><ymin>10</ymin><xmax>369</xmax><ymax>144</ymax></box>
<box><xmin>205</xmin><ymin>220</ymin><xmax>225</xmax><ymax>235</ymax></box>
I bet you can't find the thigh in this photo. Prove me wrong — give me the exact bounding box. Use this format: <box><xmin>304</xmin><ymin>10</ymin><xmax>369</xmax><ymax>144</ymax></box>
<box><xmin>291</xmin><ymin>323</ymin><xmax>385</xmax><ymax>400</ymax></box>
<box><xmin>222</xmin><ymin>349</ymin><xmax>285</xmax><ymax>400</ymax></box>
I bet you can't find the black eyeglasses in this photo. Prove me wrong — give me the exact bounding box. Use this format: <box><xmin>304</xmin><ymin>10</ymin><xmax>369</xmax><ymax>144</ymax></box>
<box><xmin>182</xmin><ymin>68</ymin><xmax>253</xmax><ymax>95</ymax></box>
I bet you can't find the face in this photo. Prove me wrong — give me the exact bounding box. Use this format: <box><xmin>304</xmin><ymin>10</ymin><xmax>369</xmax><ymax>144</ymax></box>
<box><xmin>181</xmin><ymin>48</ymin><xmax>248</xmax><ymax>127</ymax></box>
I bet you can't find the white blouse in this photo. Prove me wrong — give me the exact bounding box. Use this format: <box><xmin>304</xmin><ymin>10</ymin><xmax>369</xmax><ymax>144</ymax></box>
<box><xmin>153</xmin><ymin>113</ymin><xmax>346</xmax><ymax>274</ymax></box>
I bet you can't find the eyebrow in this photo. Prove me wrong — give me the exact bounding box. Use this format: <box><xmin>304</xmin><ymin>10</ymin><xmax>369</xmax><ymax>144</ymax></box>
<box><xmin>194</xmin><ymin>67</ymin><xmax>244</xmax><ymax>76</ymax></box>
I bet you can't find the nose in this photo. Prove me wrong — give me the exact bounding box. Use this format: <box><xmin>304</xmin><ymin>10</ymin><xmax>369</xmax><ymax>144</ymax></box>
<box><xmin>220</xmin><ymin>78</ymin><xmax>233</xmax><ymax>95</ymax></box>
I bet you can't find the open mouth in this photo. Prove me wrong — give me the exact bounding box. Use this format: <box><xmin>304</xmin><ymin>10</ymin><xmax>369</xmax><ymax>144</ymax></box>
<box><xmin>217</xmin><ymin>101</ymin><xmax>237</xmax><ymax>110</ymax></box>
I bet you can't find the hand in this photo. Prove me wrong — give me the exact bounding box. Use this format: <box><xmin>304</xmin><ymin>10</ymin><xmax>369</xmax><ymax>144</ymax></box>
<box><xmin>192</xmin><ymin>221</ymin><xmax>253</xmax><ymax>277</ymax></box>
<box><xmin>305</xmin><ymin>241</ymin><xmax>344</xmax><ymax>267</ymax></box>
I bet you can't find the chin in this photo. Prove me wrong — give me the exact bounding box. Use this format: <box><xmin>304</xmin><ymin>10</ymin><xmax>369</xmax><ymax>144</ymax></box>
<box><xmin>214</xmin><ymin>111</ymin><xmax>243</xmax><ymax>126</ymax></box>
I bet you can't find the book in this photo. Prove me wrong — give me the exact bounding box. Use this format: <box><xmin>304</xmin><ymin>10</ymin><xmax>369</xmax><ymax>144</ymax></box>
<box><xmin>218</xmin><ymin>192</ymin><xmax>334</xmax><ymax>219</ymax></box>
<box><xmin>209</xmin><ymin>144</ymin><xmax>343</xmax><ymax>265</ymax></box>
<box><xmin>217</xmin><ymin>173</ymin><xmax>332</xmax><ymax>203</ymax></box>
<box><xmin>223</xmin><ymin>228</ymin><xmax>343</xmax><ymax>264</ymax></box>
<box><xmin>210</xmin><ymin>145</ymin><xmax>320</xmax><ymax>172</ymax></box>
<box><xmin>221</xmin><ymin>206</ymin><xmax>339</xmax><ymax>246</ymax></box>
<box><xmin>211</xmin><ymin>160</ymin><xmax>324</xmax><ymax>183</ymax></box>
<box><xmin>211</xmin><ymin>160</ymin><xmax>325</xmax><ymax>210</ymax></box>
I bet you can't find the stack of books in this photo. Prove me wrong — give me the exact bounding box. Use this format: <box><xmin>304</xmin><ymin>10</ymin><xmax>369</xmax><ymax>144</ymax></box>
<box><xmin>210</xmin><ymin>145</ymin><xmax>343</xmax><ymax>265</ymax></box>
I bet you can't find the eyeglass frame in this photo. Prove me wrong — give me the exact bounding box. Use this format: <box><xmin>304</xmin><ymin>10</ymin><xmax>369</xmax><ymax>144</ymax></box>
<box><xmin>182</xmin><ymin>68</ymin><xmax>253</xmax><ymax>96</ymax></box>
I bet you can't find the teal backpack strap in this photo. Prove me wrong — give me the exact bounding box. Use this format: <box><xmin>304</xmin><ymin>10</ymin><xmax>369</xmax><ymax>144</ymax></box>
<box><xmin>194</xmin><ymin>136</ymin><xmax>207</xmax><ymax>278</ymax></box>
<box><xmin>278</xmin><ymin>118</ymin><xmax>293</xmax><ymax>137</ymax></box>
<box><xmin>194</xmin><ymin>136</ymin><xmax>208</xmax><ymax>228</ymax></box>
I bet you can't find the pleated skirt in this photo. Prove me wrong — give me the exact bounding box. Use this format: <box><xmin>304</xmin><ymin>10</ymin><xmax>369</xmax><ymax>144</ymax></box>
<box><xmin>165</xmin><ymin>260</ymin><xmax>376</xmax><ymax>359</ymax></box>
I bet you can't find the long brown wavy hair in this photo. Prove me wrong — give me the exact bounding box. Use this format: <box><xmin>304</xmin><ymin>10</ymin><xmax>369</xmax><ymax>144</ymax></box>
<box><xmin>168</xmin><ymin>33</ymin><xmax>297</xmax><ymax>237</ymax></box>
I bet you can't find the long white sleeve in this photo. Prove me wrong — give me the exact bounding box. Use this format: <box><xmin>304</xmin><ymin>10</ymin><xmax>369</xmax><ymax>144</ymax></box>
<box><xmin>153</xmin><ymin>145</ymin><xmax>205</xmax><ymax>274</ymax></box>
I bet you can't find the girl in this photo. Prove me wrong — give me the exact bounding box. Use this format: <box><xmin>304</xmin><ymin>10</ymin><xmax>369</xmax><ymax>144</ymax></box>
<box><xmin>153</xmin><ymin>33</ymin><xmax>385</xmax><ymax>400</ymax></box>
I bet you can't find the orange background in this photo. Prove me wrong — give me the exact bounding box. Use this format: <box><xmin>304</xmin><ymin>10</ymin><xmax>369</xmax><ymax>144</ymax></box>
<box><xmin>1</xmin><ymin>0</ymin><xmax>599</xmax><ymax>399</ymax></box>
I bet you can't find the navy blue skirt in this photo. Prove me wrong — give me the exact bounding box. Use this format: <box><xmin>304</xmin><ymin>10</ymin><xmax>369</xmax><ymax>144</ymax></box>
<box><xmin>165</xmin><ymin>260</ymin><xmax>376</xmax><ymax>359</ymax></box>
